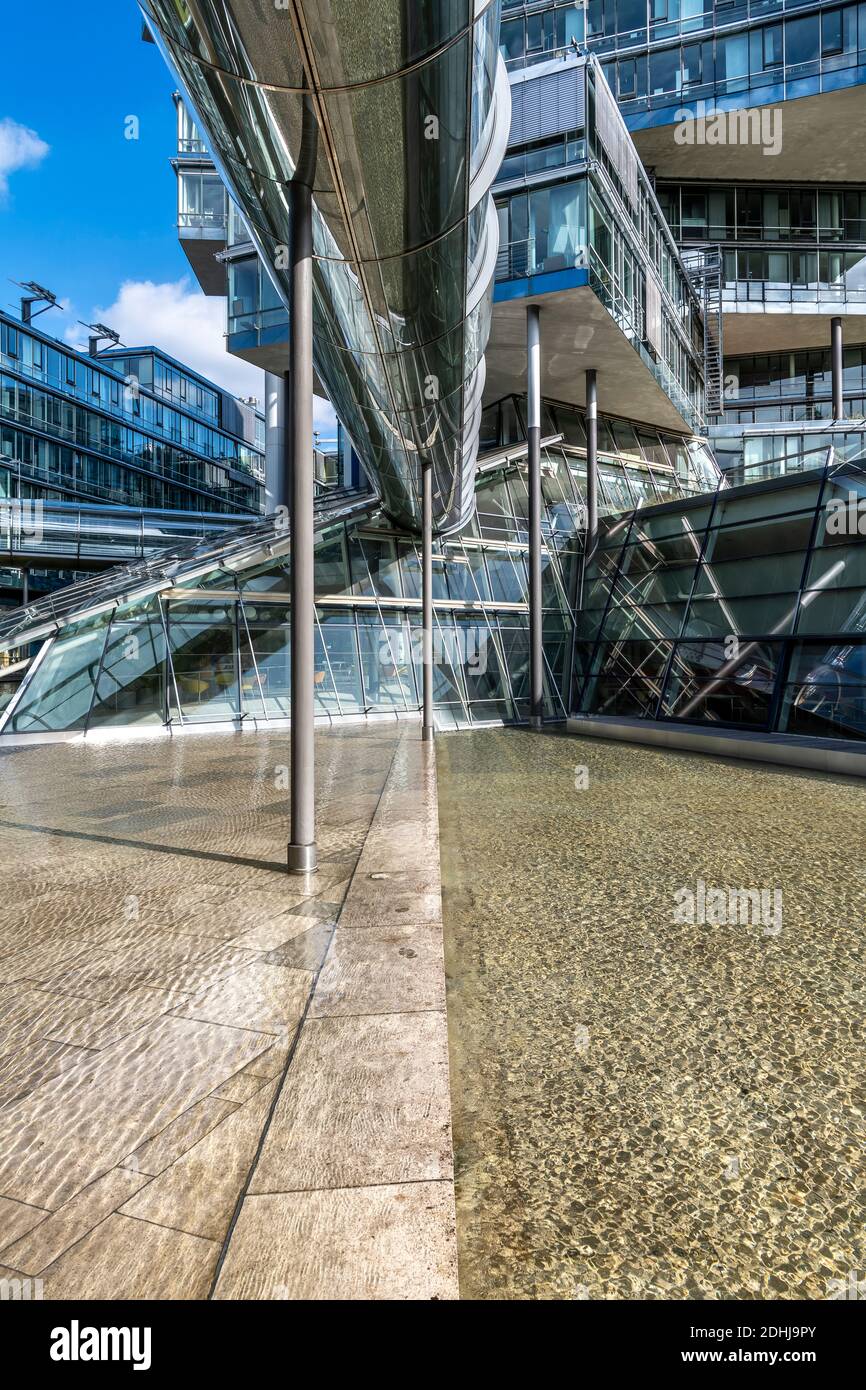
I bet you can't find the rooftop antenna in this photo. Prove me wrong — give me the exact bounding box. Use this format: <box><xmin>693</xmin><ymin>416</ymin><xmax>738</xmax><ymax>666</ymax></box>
<box><xmin>79</xmin><ymin>321</ymin><xmax>123</xmax><ymax>357</ymax></box>
<box><xmin>11</xmin><ymin>279</ymin><xmax>61</xmax><ymax>324</ymax></box>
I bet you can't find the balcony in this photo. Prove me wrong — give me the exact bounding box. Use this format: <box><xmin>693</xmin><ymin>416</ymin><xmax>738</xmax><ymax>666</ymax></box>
<box><xmin>489</xmin><ymin>57</ymin><xmax>706</xmax><ymax>433</ymax></box>
<box><xmin>175</xmin><ymin>166</ymin><xmax>228</xmax><ymax>295</ymax></box>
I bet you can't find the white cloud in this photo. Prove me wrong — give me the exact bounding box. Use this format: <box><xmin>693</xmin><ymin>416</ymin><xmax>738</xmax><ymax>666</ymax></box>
<box><xmin>71</xmin><ymin>278</ymin><xmax>263</xmax><ymax>401</ymax></box>
<box><xmin>314</xmin><ymin>398</ymin><xmax>338</xmax><ymax>441</ymax></box>
<box><xmin>0</xmin><ymin>118</ymin><xmax>49</xmax><ymax>198</ymax></box>
<box><xmin>69</xmin><ymin>277</ymin><xmax>338</xmax><ymax>434</ymax></box>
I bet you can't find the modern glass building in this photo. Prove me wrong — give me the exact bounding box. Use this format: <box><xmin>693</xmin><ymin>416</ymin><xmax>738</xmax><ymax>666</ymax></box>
<box><xmin>0</xmin><ymin>398</ymin><xmax>718</xmax><ymax>734</ymax></box>
<box><xmin>1</xmin><ymin>308</ymin><xmax>265</xmax><ymax>516</ymax></box>
<box><xmin>0</xmin><ymin>303</ymin><xmax>266</xmax><ymax>612</ymax></box>
<box><xmin>141</xmin><ymin>0</ymin><xmax>512</xmax><ymax>535</ymax></box>
<box><xmin>488</xmin><ymin>53</ymin><xmax>708</xmax><ymax>430</ymax></box>
<box><xmin>4</xmin><ymin>0</ymin><xmax>865</xmax><ymax>771</ymax></box>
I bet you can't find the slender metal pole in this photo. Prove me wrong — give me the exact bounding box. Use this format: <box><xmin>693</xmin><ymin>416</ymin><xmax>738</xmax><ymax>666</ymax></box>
<box><xmin>831</xmin><ymin>316</ymin><xmax>844</xmax><ymax>421</ymax></box>
<box><xmin>21</xmin><ymin>568</ymin><xmax>29</xmax><ymax>607</ymax></box>
<box><xmin>287</xmin><ymin>110</ymin><xmax>318</xmax><ymax>875</ymax></box>
<box><xmin>527</xmin><ymin>304</ymin><xmax>543</xmax><ymax>729</ymax></box>
<box><xmin>586</xmin><ymin>368</ymin><xmax>598</xmax><ymax>564</ymax></box>
<box><xmin>421</xmin><ymin>460</ymin><xmax>434</xmax><ymax>741</ymax></box>
<box><xmin>264</xmin><ymin>371</ymin><xmax>287</xmax><ymax>513</ymax></box>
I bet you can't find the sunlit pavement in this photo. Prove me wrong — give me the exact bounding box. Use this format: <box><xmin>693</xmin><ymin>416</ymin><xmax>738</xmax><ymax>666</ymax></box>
<box><xmin>0</xmin><ymin>726</ymin><xmax>456</xmax><ymax>1300</ymax></box>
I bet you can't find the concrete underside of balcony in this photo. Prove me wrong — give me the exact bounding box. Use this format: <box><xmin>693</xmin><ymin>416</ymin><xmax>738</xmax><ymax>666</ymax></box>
<box><xmin>0</xmin><ymin>725</ymin><xmax>457</xmax><ymax>1300</ymax></box>
<box><xmin>631</xmin><ymin>84</ymin><xmax>866</xmax><ymax>183</ymax></box>
<box><xmin>486</xmin><ymin>281</ymin><xmax>694</xmax><ymax>433</ymax></box>
<box><xmin>723</xmin><ymin>307</ymin><xmax>866</xmax><ymax>356</ymax></box>
<box><xmin>178</xmin><ymin>233</ymin><xmax>227</xmax><ymax>297</ymax></box>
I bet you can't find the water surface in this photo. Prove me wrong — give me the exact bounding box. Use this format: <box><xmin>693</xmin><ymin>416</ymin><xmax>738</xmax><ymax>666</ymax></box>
<box><xmin>438</xmin><ymin>728</ymin><xmax>866</xmax><ymax>1300</ymax></box>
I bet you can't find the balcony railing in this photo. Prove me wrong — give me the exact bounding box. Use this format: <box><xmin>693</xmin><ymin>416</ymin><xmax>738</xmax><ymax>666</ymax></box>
<box><xmin>722</xmin><ymin>280</ymin><xmax>866</xmax><ymax>307</ymax></box>
<box><xmin>177</xmin><ymin>210</ymin><xmax>228</xmax><ymax>237</ymax></box>
<box><xmin>495</xmin><ymin>237</ymin><xmax>587</xmax><ymax>281</ymax></box>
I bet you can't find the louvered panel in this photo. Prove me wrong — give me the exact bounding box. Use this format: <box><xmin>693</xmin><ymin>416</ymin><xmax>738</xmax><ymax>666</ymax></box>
<box><xmin>510</xmin><ymin>66</ymin><xmax>586</xmax><ymax>146</ymax></box>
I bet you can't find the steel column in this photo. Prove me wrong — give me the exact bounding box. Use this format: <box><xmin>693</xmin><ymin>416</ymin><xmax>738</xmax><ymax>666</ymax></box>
<box><xmin>287</xmin><ymin>105</ymin><xmax>319</xmax><ymax>875</ymax></box>
<box><xmin>586</xmin><ymin>368</ymin><xmax>598</xmax><ymax>566</ymax></box>
<box><xmin>421</xmin><ymin>460</ymin><xmax>434</xmax><ymax>741</ymax></box>
<box><xmin>527</xmin><ymin>305</ymin><xmax>543</xmax><ymax>729</ymax></box>
<box><xmin>264</xmin><ymin>371</ymin><xmax>287</xmax><ymax>513</ymax></box>
<box><xmin>831</xmin><ymin>316</ymin><xmax>844</xmax><ymax>421</ymax></box>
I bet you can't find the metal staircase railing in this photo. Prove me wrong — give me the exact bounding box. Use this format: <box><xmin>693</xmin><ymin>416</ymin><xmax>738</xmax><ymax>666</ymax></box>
<box><xmin>682</xmin><ymin>247</ymin><xmax>724</xmax><ymax>422</ymax></box>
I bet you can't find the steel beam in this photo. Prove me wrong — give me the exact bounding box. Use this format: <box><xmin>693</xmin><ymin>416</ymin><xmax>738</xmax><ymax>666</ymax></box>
<box><xmin>586</xmin><ymin>368</ymin><xmax>598</xmax><ymax>565</ymax></box>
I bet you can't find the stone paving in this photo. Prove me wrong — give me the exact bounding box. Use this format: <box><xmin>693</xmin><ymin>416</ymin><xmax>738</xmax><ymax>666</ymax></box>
<box><xmin>5</xmin><ymin>717</ymin><xmax>863</xmax><ymax>1302</ymax></box>
<box><xmin>0</xmin><ymin>725</ymin><xmax>456</xmax><ymax>1300</ymax></box>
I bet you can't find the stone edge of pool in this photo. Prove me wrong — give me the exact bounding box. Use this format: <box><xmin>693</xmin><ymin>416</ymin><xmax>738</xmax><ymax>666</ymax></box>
<box><xmin>212</xmin><ymin>730</ymin><xmax>459</xmax><ymax>1300</ymax></box>
<box><xmin>568</xmin><ymin>715</ymin><xmax>866</xmax><ymax>778</ymax></box>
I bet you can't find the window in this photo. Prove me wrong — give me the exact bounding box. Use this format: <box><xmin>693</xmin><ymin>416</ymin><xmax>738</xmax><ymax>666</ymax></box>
<box><xmin>617</xmin><ymin>0</ymin><xmax>645</xmax><ymax>31</ymax></box>
<box><xmin>763</xmin><ymin>24</ymin><xmax>783</xmax><ymax>69</ymax></box>
<box><xmin>682</xmin><ymin>42</ymin><xmax>702</xmax><ymax>86</ymax></box>
<box><xmin>649</xmin><ymin>47</ymin><xmax>679</xmax><ymax>94</ymax></box>
<box><xmin>717</xmin><ymin>32</ymin><xmax>748</xmax><ymax>84</ymax></box>
<box><xmin>618</xmin><ymin>58</ymin><xmax>636</xmax><ymax>96</ymax></box>
<box><xmin>821</xmin><ymin>9</ymin><xmax>843</xmax><ymax>55</ymax></box>
<box><xmin>786</xmin><ymin>14</ymin><xmax>820</xmax><ymax>68</ymax></box>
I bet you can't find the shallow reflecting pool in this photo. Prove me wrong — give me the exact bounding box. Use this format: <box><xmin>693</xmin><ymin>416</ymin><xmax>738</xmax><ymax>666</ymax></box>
<box><xmin>437</xmin><ymin>728</ymin><xmax>866</xmax><ymax>1300</ymax></box>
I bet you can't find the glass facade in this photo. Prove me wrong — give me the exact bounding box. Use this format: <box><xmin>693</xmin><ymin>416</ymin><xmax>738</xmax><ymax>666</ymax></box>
<box><xmin>494</xmin><ymin>58</ymin><xmax>706</xmax><ymax>428</ymax></box>
<box><xmin>0</xmin><ymin>312</ymin><xmax>264</xmax><ymax>514</ymax></box>
<box><xmin>722</xmin><ymin>345</ymin><xmax>866</xmax><ymax>421</ymax></box>
<box><xmin>658</xmin><ymin>181</ymin><xmax>866</xmax><ymax>310</ymax></box>
<box><xmin>500</xmin><ymin>0</ymin><xmax>866</xmax><ymax>113</ymax></box>
<box><xmin>480</xmin><ymin>392</ymin><xmax>720</xmax><ymax>494</ymax></box>
<box><xmin>589</xmin><ymin>2</ymin><xmax>866</xmax><ymax>116</ymax></box>
<box><xmin>176</xmin><ymin>166</ymin><xmax>227</xmax><ymax>235</ymax></box>
<box><xmin>709</xmin><ymin>422</ymin><xmax>866</xmax><ymax>480</ymax></box>
<box><xmin>573</xmin><ymin>455</ymin><xmax>866</xmax><ymax>740</ymax></box>
<box><xmin>500</xmin><ymin>1</ymin><xmax>587</xmax><ymax>68</ymax></box>
<box><xmin>142</xmin><ymin>0</ymin><xmax>512</xmax><ymax>534</ymax></box>
<box><xmin>0</xmin><ymin>400</ymin><xmax>717</xmax><ymax>736</ymax></box>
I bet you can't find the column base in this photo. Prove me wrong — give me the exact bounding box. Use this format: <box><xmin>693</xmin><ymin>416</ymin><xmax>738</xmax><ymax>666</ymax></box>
<box><xmin>287</xmin><ymin>842</ymin><xmax>318</xmax><ymax>874</ymax></box>
<box><xmin>422</xmin><ymin>725</ymin><xmax>435</xmax><ymax>742</ymax></box>
<box><xmin>530</xmin><ymin>715</ymin><xmax>543</xmax><ymax>730</ymax></box>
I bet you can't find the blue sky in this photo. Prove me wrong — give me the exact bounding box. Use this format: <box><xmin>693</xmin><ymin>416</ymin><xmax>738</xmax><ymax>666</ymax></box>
<box><xmin>1</xmin><ymin>4</ymin><xmax>181</xmax><ymax>327</ymax></box>
<box><xmin>0</xmin><ymin>1</ymin><xmax>336</xmax><ymax>432</ymax></box>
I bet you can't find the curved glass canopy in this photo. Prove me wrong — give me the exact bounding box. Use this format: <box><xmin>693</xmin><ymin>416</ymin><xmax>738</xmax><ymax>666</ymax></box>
<box><xmin>138</xmin><ymin>0</ymin><xmax>511</xmax><ymax>534</ymax></box>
